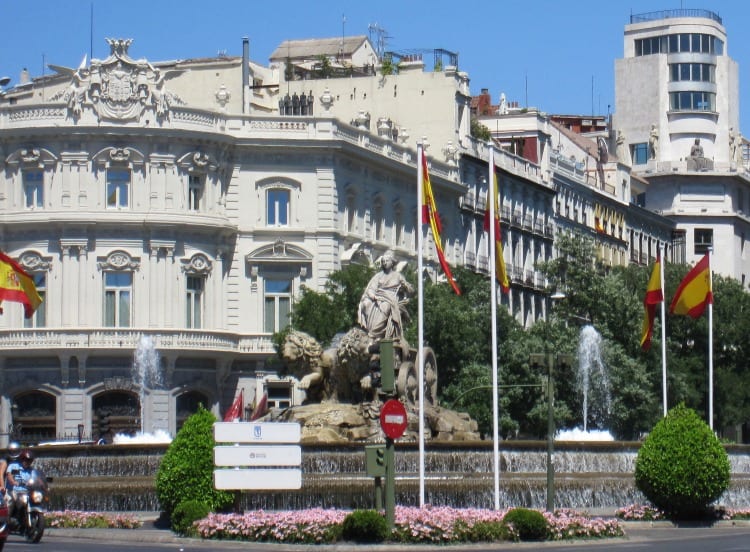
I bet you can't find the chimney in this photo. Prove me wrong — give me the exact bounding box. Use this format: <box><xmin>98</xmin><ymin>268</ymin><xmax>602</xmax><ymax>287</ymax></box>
<box><xmin>20</xmin><ymin>68</ymin><xmax>30</xmax><ymax>84</ymax></box>
<box><xmin>242</xmin><ymin>37</ymin><xmax>249</xmax><ymax>114</ymax></box>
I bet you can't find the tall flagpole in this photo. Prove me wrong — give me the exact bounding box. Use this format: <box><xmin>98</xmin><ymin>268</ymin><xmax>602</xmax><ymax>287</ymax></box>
<box><xmin>659</xmin><ymin>243</ymin><xmax>667</xmax><ymax>416</ymax></box>
<box><xmin>488</xmin><ymin>145</ymin><xmax>500</xmax><ymax>510</ymax></box>
<box><xmin>416</xmin><ymin>142</ymin><xmax>426</xmax><ymax>506</ymax></box>
<box><xmin>708</xmin><ymin>248</ymin><xmax>714</xmax><ymax>430</ymax></box>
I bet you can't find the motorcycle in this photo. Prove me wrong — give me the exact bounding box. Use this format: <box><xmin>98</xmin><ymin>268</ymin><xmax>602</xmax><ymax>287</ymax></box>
<box><xmin>8</xmin><ymin>468</ymin><xmax>50</xmax><ymax>543</ymax></box>
<box><xmin>0</xmin><ymin>495</ymin><xmax>8</xmax><ymax>551</ymax></box>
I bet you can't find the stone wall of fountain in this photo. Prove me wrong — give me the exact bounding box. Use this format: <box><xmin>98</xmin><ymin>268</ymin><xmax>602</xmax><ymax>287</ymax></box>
<box><xmin>32</xmin><ymin>441</ymin><xmax>750</xmax><ymax>512</ymax></box>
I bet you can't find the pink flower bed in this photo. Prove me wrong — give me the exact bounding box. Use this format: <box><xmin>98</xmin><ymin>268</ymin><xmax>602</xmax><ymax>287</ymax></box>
<box><xmin>195</xmin><ymin>505</ymin><xmax>624</xmax><ymax>544</ymax></box>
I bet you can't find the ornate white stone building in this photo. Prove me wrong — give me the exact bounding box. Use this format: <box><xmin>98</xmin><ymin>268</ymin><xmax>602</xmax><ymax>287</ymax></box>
<box><xmin>0</xmin><ymin>37</ymin><xmax>480</xmax><ymax>443</ymax></box>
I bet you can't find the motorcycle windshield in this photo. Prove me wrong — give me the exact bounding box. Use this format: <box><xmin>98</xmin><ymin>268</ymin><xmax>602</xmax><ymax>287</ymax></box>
<box><xmin>25</xmin><ymin>469</ymin><xmax>48</xmax><ymax>491</ymax></box>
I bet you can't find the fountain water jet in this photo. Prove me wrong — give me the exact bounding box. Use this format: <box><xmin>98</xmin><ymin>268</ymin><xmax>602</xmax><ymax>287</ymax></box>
<box><xmin>128</xmin><ymin>335</ymin><xmax>165</xmax><ymax>439</ymax></box>
<box><xmin>576</xmin><ymin>325</ymin><xmax>612</xmax><ymax>434</ymax></box>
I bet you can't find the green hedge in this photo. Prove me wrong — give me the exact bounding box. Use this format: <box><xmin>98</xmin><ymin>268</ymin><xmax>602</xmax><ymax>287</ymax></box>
<box><xmin>155</xmin><ymin>406</ymin><xmax>233</xmax><ymax>521</ymax></box>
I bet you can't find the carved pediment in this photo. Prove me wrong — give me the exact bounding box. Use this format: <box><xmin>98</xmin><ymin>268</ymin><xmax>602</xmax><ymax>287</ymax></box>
<box><xmin>5</xmin><ymin>147</ymin><xmax>58</xmax><ymax>168</ymax></box>
<box><xmin>50</xmin><ymin>38</ymin><xmax>185</xmax><ymax>122</ymax></box>
<box><xmin>245</xmin><ymin>239</ymin><xmax>313</xmax><ymax>264</ymax></box>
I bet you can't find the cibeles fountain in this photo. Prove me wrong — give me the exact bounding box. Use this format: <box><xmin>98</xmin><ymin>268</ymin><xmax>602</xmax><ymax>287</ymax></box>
<box><xmin>28</xmin><ymin>254</ymin><xmax>750</xmax><ymax>511</ymax></box>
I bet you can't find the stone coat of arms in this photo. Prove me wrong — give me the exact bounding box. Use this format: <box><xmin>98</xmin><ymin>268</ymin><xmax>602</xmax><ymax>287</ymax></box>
<box><xmin>50</xmin><ymin>38</ymin><xmax>183</xmax><ymax>121</ymax></box>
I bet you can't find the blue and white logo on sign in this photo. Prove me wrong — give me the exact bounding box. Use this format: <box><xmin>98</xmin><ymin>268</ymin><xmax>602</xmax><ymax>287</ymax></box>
<box><xmin>253</xmin><ymin>425</ymin><xmax>261</xmax><ymax>439</ymax></box>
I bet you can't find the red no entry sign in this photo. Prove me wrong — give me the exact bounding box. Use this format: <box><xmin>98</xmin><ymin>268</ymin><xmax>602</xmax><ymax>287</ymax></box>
<box><xmin>380</xmin><ymin>399</ymin><xmax>408</xmax><ymax>439</ymax></box>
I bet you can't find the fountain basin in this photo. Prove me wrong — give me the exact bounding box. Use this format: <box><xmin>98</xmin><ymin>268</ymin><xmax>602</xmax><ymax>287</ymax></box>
<box><xmin>33</xmin><ymin>441</ymin><xmax>750</xmax><ymax>512</ymax></box>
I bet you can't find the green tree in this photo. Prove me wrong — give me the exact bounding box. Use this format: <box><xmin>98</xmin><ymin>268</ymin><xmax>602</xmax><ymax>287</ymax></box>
<box><xmin>290</xmin><ymin>263</ymin><xmax>374</xmax><ymax>345</ymax></box>
<box><xmin>315</xmin><ymin>55</ymin><xmax>333</xmax><ymax>78</ymax></box>
<box><xmin>470</xmin><ymin>118</ymin><xmax>491</xmax><ymax>141</ymax></box>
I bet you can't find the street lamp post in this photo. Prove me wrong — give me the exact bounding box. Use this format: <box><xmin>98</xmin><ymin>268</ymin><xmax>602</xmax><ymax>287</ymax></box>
<box><xmin>546</xmin><ymin>350</ymin><xmax>555</xmax><ymax>512</ymax></box>
<box><xmin>545</xmin><ymin>291</ymin><xmax>565</xmax><ymax>512</ymax></box>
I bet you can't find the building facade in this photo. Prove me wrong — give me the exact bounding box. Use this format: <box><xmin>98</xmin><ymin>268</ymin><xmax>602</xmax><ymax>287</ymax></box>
<box><xmin>613</xmin><ymin>8</ymin><xmax>750</xmax><ymax>283</ymax></box>
<box><xmin>0</xmin><ymin>37</ymin><xmax>473</xmax><ymax>444</ymax></box>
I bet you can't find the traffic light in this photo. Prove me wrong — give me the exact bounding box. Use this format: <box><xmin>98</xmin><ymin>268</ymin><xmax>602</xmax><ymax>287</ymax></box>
<box><xmin>365</xmin><ymin>444</ymin><xmax>387</xmax><ymax>477</ymax></box>
<box><xmin>379</xmin><ymin>339</ymin><xmax>395</xmax><ymax>395</ymax></box>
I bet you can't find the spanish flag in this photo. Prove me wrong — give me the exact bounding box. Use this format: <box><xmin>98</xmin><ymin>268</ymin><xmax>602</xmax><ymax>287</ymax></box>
<box><xmin>421</xmin><ymin>150</ymin><xmax>460</xmax><ymax>295</ymax></box>
<box><xmin>669</xmin><ymin>253</ymin><xmax>712</xmax><ymax>319</ymax></box>
<box><xmin>483</xmin><ymin>171</ymin><xmax>510</xmax><ymax>293</ymax></box>
<box><xmin>0</xmin><ymin>251</ymin><xmax>43</xmax><ymax>319</ymax></box>
<box><xmin>640</xmin><ymin>255</ymin><xmax>663</xmax><ymax>351</ymax></box>
<box><xmin>223</xmin><ymin>389</ymin><xmax>243</xmax><ymax>422</ymax></box>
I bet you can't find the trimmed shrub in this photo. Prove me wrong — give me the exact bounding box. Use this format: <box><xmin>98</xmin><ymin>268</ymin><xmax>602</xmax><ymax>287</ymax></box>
<box><xmin>155</xmin><ymin>405</ymin><xmax>233</xmax><ymax>521</ymax></box>
<box><xmin>635</xmin><ymin>403</ymin><xmax>730</xmax><ymax>519</ymax></box>
<box><xmin>458</xmin><ymin>520</ymin><xmax>509</xmax><ymax>542</ymax></box>
<box><xmin>341</xmin><ymin>510</ymin><xmax>388</xmax><ymax>543</ymax></box>
<box><xmin>503</xmin><ymin>508</ymin><xmax>548</xmax><ymax>541</ymax></box>
<box><xmin>171</xmin><ymin>500</ymin><xmax>210</xmax><ymax>536</ymax></box>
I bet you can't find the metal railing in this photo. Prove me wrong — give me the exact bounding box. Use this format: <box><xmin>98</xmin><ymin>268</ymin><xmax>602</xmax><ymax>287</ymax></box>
<box><xmin>630</xmin><ymin>9</ymin><xmax>721</xmax><ymax>25</ymax></box>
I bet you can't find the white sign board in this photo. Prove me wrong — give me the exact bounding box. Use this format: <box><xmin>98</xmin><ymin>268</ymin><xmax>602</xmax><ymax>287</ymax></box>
<box><xmin>214</xmin><ymin>445</ymin><xmax>301</xmax><ymax>467</ymax></box>
<box><xmin>214</xmin><ymin>422</ymin><xmax>300</xmax><ymax>444</ymax></box>
<box><xmin>214</xmin><ymin>468</ymin><xmax>302</xmax><ymax>490</ymax></box>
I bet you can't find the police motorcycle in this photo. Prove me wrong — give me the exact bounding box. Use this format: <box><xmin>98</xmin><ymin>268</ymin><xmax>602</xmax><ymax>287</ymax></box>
<box><xmin>8</xmin><ymin>450</ymin><xmax>50</xmax><ymax>543</ymax></box>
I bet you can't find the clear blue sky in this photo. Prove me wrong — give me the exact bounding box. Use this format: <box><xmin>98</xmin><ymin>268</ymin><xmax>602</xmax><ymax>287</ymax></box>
<box><xmin>2</xmin><ymin>1</ymin><xmax>749</xmax><ymax>130</ymax></box>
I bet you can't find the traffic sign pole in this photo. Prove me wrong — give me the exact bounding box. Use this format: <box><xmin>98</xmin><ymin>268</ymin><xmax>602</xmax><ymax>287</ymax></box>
<box><xmin>385</xmin><ymin>436</ymin><xmax>395</xmax><ymax>529</ymax></box>
<box><xmin>376</xmin><ymin>341</ymin><xmax>404</xmax><ymax>531</ymax></box>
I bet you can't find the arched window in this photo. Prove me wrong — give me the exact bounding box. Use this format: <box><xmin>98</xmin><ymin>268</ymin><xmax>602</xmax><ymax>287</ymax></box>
<box><xmin>12</xmin><ymin>390</ymin><xmax>56</xmax><ymax>443</ymax></box>
<box><xmin>176</xmin><ymin>390</ymin><xmax>209</xmax><ymax>431</ymax></box>
<box><xmin>93</xmin><ymin>390</ymin><xmax>139</xmax><ymax>437</ymax></box>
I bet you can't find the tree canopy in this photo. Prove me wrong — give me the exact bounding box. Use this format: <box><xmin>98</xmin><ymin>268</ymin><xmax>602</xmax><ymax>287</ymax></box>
<box><xmin>282</xmin><ymin>234</ymin><xmax>750</xmax><ymax>442</ymax></box>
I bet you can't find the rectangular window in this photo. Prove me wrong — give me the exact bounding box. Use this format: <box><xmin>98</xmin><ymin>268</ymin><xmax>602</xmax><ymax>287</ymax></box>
<box><xmin>265</xmin><ymin>382</ymin><xmax>293</xmax><ymax>409</ymax></box>
<box><xmin>104</xmin><ymin>271</ymin><xmax>132</xmax><ymax>327</ymax></box>
<box><xmin>679</xmin><ymin>34</ymin><xmax>690</xmax><ymax>52</ymax></box>
<box><xmin>714</xmin><ymin>37</ymin><xmax>724</xmax><ymax>55</ymax></box>
<box><xmin>188</xmin><ymin>174</ymin><xmax>203</xmax><ymax>211</ymax></box>
<box><xmin>186</xmin><ymin>275</ymin><xmax>204</xmax><ymax>328</ymax></box>
<box><xmin>264</xmin><ymin>278</ymin><xmax>291</xmax><ymax>333</ymax></box>
<box><xmin>668</xmin><ymin>34</ymin><xmax>679</xmax><ymax>53</ymax></box>
<box><xmin>23</xmin><ymin>170</ymin><xmax>44</xmax><ymax>209</ymax></box>
<box><xmin>107</xmin><ymin>169</ymin><xmax>130</xmax><ymax>208</ymax></box>
<box><xmin>23</xmin><ymin>272</ymin><xmax>46</xmax><ymax>328</ymax></box>
<box><xmin>691</xmin><ymin>34</ymin><xmax>701</xmax><ymax>53</ymax></box>
<box><xmin>694</xmin><ymin>228</ymin><xmax>713</xmax><ymax>255</ymax></box>
<box><xmin>632</xmin><ymin>143</ymin><xmax>649</xmax><ymax>165</ymax></box>
<box><xmin>266</xmin><ymin>189</ymin><xmax>289</xmax><ymax>226</ymax></box>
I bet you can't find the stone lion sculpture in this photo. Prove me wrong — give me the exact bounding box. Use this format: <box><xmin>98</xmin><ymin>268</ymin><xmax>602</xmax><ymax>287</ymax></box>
<box><xmin>280</xmin><ymin>328</ymin><xmax>373</xmax><ymax>404</ymax></box>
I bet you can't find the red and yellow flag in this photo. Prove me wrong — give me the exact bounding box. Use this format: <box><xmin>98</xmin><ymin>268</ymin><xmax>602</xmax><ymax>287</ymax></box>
<box><xmin>640</xmin><ymin>255</ymin><xmax>663</xmax><ymax>351</ymax></box>
<box><xmin>0</xmin><ymin>251</ymin><xmax>42</xmax><ymax>319</ymax></box>
<box><xmin>421</xmin><ymin>152</ymin><xmax>460</xmax><ymax>295</ymax></box>
<box><xmin>669</xmin><ymin>253</ymin><xmax>712</xmax><ymax>319</ymax></box>
<box><xmin>483</xmin><ymin>171</ymin><xmax>510</xmax><ymax>293</ymax></box>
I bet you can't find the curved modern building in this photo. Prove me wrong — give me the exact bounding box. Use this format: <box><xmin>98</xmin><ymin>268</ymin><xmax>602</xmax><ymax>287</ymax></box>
<box><xmin>614</xmin><ymin>9</ymin><xmax>750</xmax><ymax>281</ymax></box>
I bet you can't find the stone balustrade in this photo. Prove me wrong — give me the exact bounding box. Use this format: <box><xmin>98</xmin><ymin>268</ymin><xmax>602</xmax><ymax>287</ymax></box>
<box><xmin>0</xmin><ymin>328</ymin><xmax>275</xmax><ymax>355</ymax></box>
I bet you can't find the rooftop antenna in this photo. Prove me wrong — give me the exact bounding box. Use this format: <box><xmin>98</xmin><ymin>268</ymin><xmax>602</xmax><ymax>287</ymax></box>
<box><xmin>340</xmin><ymin>14</ymin><xmax>346</xmax><ymax>60</ymax></box>
<box><xmin>525</xmin><ymin>73</ymin><xmax>528</xmax><ymax>108</ymax></box>
<box><xmin>368</xmin><ymin>22</ymin><xmax>390</xmax><ymax>60</ymax></box>
<box><xmin>90</xmin><ymin>2</ymin><xmax>94</xmax><ymax>61</ymax></box>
